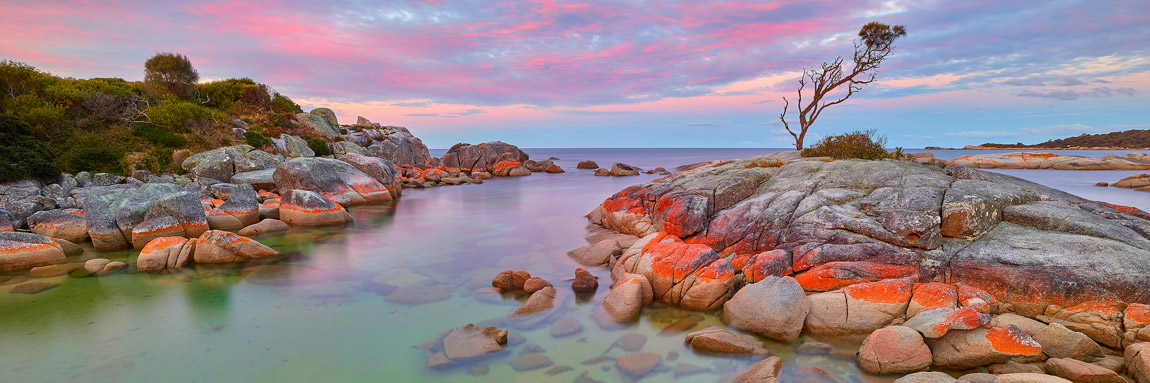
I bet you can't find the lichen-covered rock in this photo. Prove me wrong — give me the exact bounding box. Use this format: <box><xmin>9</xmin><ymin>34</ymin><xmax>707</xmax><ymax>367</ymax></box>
<box><xmin>0</xmin><ymin>232</ymin><xmax>66</xmax><ymax>272</ymax></box>
<box><xmin>230</xmin><ymin>169</ymin><xmax>277</xmax><ymax>191</ymax></box>
<box><xmin>207</xmin><ymin>183</ymin><xmax>260</xmax><ymax>231</ymax></box>
<box><xmin>1126</xmin><ymin>304</ymin><xmax>1150</xmax><ymax>347</ymax></box>
<box><xmin>237</xmin><ymin>219</ymin><xmax>290</xmax><ymax>237</ymax></box>
<box><xmin>181</xmin><ymin>145</ymin><xmax>282</xmax><ymax>181</ymax></box>
<box><xmin>589</xmin><ymin>153</ymin><xmax>1150</xmax><ymax>311</ymax></box>
<box><xmin>1044</xmin><ymin>358</ymin><xmax>1124</xmax><ymax>383</ymax></box>
<box><xmin>438</xmin><ymin>141</ymin><xmax>529</xmax><ymax>175</ymax></box>
<box><xmin>857</xmin><ymin>325</ymin><xmax>932</xmax><ymax>375</ymax></box>
<box><xmin>949</xmin><ymin>152</ymin><xmax>1150</xmax><ymax>170</ymax></box>
<box><xmin>273</xmin><ymin>157</ymin><xmax>393</xmax><ymax>206</ymax></box>
<box><xmin>804</xmin><ymin>279</ymin><xmax>913</xmax><ymax>336</ymax></box>
<box><xmin>0</xmin><ymin>208</ymin><xmax>14</xmax><ymax>232</ymax></box>
<box><xmin>191</xmin><ymin>230</ymin><xmax>277</xmax><ymax>263</ymax></box>
<box><xmin>295</xmin><ymin>112</ymin><xmax>339</xmax><ymax>137</ymax></box>
<box><xmin>617</xmin><ymin>237</ymin><xmax>739</xmax><ymax>311</ymax></box>
<box><xmin>1032</xmin><ymin>323</ymin><xmax>1105</xmax><ymax>363</ymax></box>
<box><xmin>273</xmin><ymin>134</ymin><xmax>315</xmax><ymax>158</ymax></box>
<box><xmin>721</xmin><ymin>276</ymin><xmax>808</xmax><ymax>343</ymax></box>
<box><xmin>1038</xmin><ymin>302</ymin><xmax>1125</xmax><ymax>349</ymax></box>
<box><xmin>365</xmin><ymin>126</ymin><xmax>432</xmax><ymax>167</ymax></box>
<box><xmin>902</xmin><ymin>307</ymin><xmax>991</xmax><ymax>339</ymax></box>
<box><xmin>278</xmin><ymin>190</ymin><xmax>353</xmax><ymax>226</ymax></box>
<box><xmin>610</xmin><ymin>163</ymin><xmax>640</xmax><ymax>176</ymax></box>
<box><xmin>928</xmin><ymin>325</ymin><xmax>1044</xmax><ymax>370</ymax></box>
<box><xmin>908</xmin><ymin>282</ymin><xmax>958</xmax><ymax>318</ymax></box>
<box><xmin>26</xmin><ymin>209</ymin><xmax>88</xmax><ymax>243</ymax></box>
<box><xmin>337</xmin><ymin>153</ymin><xmax>400</xmax><ymax>201</ymax></box>
<box><xmin>137</xmin><ymin>236</ymin><xmax>193</xmax><ymax>272</ymax></box>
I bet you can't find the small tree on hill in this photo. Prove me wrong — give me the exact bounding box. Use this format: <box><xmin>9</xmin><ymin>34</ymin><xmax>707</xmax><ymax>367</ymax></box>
<box><xmin>144</xmin><ymin>52</ymin><xmax>199</xmax><ymax>99</ymax></box>
<box><xmin>779</xmin><ymin>22</ymin><xmax>907</xmax><ymax>150</ymax></box>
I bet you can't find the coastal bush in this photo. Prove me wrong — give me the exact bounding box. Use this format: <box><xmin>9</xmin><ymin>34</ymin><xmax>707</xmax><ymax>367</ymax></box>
<box><xmin>198</xmin><ymin>78</ymin><xmax>271</xmax><ymax>111</ymax></box>
<box><xmin>801</xmin><ymin>129</ymin><xmax>890</xmax><ymax>160</ymax></box>
<box><xmin>147</xmin><ymin>100</ymin><xmax>215</xmax><ymax>132</ymax></box>
<box><xmin>244</xmin><ymin>130</ymin><xmax>273</xmax><ymax>149</ymax></box>
<box><xmin>745</xmin><ymin>158</ymin><xmax>784</xmax><ymax>168</ymax></box>
<box><xmin>64</xmin><ymin>144</ymin><xmax>124</xmax><ymax>174</ymax></box>
<box><xmin>144</xmin><ymin>53</ymin><xmax>198</xmax><ymax>98</ymax></box>
<box><xmin>271</xmin><ymin>93</ymin><xmax>303</xmax><ymax>114</ymax></box>
<box><xmin>0</xmin><ymin>115</ymin><xmax>60</xmax><ymax>182</ymax></box>
<box><xmin>131</xmin><ymin>123</ymin><xmax>187</xmax><ymax>148</ymax></box>
<box><xmin>307</xmin><ymin>137</ymin><xmax>332</xmax><ymax>156</ymax></box>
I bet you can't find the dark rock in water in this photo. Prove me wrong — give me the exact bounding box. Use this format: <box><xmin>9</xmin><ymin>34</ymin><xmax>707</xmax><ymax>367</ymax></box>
<box><xmin>615</xmin><ymin>352</ymin><xmax>660</xmax><ymax>377</ymax></box>
<box><xmin>674</xmin><ymin>363</ymin><xmax>712</xmax><ymax>378</ymax></box>
<box><xmin>432</xmin><ymin>323</ymin><xmax>508</xmax><ymax>366</ymax></box>
<box><xmin>610</xmin><ymin>163</ymin><xmax>639</xmax><ymax>177</ymax></box>
<box><xmin>796</xmin><ymin>341</ymin><xmax>833</xmax><ymax>355</ymax></box>
<box><xmin>582</xmin><ymin>355</ymin><xmax>615</xmax><ymax>365</ymax></box>
<box><xmin>571</xmin><ymin>267</ymin><xmax>598</xmax><ymax>294</ymax></box>
<box><xmin>544</xmin><ymin>365</ymin><xmax>573</xmax><ymax>376</ymax></box>
<box><xmin>509</xmin><ymin>353</ymin><xmax>553</xmax><ymax>372</ymax></box>
<box><xmin>684</xmin><ymin>327</ymin><xmax>769</xmax><ymax>355</ymax></box>
<box><xmin>363</xmin><ymin>126</ymin><xmax>432</xmax><ymax>168</ymax></box>
<box><xmin>550</xmin><ymin>317</ymin><xmax>584</xmax><ymax>338</ymax></box>
<box><xmin>577</xmin><ymin>160</ymin><xmax>599</xmax><ymax>169</ymax></box>
<box><xmin>574</xmin><ymin>371</ymin><xmax>606</xmax><ymax>383</ymax></box>
<box><xmin>591</xmin><ymin>152</ymin><xmax>1150</xmax><ymax>308</ymax></box>
<box><xmin>659</xmin><ymin>314</ymin><xmax>704</xmax><ymax>336</ymax></box>
<box><xmin>523</xmin><ymin>277</ymin><xmax>552</xmax><ymax>293</ymax></box>
<box><xmin>594</xmin><ymin>168</ymin><xmax>609</xmax><ymax>176</ymax></box>
<box><xmin>614</xmin><ymin>333</ymin><xmax>648</xmax><ymax>352</ymax></box>
<box><xmin>384</xmin><ymin>284</ymin><xmax>452</xmax><ymax>305</ymax></box>
<box><xmin>9</xmin><ymin>281</ymin><xmax>59</xmax><ymax>294</ymax></box>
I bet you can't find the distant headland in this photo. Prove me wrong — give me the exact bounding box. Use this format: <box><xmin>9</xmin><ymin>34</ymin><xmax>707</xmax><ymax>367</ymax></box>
<box><xmin>926</xmin><ymin>129</ymin><xmax>1150</xmax><ymax>150</ymax></box>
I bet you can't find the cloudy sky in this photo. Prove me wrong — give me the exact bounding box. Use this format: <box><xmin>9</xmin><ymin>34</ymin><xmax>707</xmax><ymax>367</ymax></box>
<box><xmin>2</xmin><ymin>0</ymin><xmax>1148</xmax><ymax>148</ymax></box>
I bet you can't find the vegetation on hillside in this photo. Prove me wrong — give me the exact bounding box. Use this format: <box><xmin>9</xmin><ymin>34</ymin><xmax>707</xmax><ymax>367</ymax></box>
<box><xmin>801</xmin><ymin>129</ymin><xmax>891</xmax><ymax>160</ymax></box>
<box><xmin>980</xmin><ymin>129</ymin><xmax>1150</xmax><ymax>149</ymax></box>
<box><xmin>0</xmin><ymin>54</ymin><xmax>322</xmax><ymax>178</ymax></box>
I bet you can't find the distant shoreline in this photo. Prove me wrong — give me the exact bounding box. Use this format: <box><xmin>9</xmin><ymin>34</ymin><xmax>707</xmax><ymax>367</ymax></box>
<box><xmin>924</xmin><ymin>146</ymin><xmax>1150</xmax><ymax>151</ymax></box>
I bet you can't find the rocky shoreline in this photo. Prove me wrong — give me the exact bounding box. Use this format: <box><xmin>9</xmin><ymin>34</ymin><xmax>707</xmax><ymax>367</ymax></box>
<box><xmin>945</xmin><ymin>152</ymin><xmax>1150</xmax><ymax>170</ymax></box>
<box><xmin>566</xmin><ymin>151</ymin><xmax>1150</xmax><ymax>382</ymax></box>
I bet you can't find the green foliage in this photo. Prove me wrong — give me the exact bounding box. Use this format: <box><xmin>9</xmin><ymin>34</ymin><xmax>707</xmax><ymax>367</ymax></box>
<box><xmin>144</xmin><ymin>52</ymin><xmax>199</xmax><ymax>98</ymax></box>
<box><xmin>981</xmin><ymin>130</ymin><xmax>1150</xmax><ymax>149</ymax></box>
<box><xmin>859</xmin><ymin>22</ymin><xmax>908</xmax><ymax>49</ymax></box>
<box><xmin>244</xmin><ymin>130</ymin><xmax>273</xmax><ymax>148</ymax></box>
<box><xmin>65</xmin><ymin>144</ymin><xmax>124</xmax><ymax>174</ymax></box>
<box><xmin>801</xmin><ymin>129</ymin><xmax>890</xmax><ymax>160</ymax></box>
<box><xmin>307</xmin><ymin>137</ymin><xmax>331</xmax><ymax>156</ymax></box>
<box><xmin>0</xmin><ymin>115</ymin><xmax>60</xmax><ymax>182</ymax></box>
<box><xmin>197</xmin><ymin>78</ymin><xmax>272</xmax><ymax>110</ymax></box>
<box><xmin>132</xmin><ymin>123</ymin><xmax>187</xmax><ymax>147</ymax></box>
<box><xmin>147</xmin><ymin>100</ymin><xmax>214</xmax><ymax>132</ymax></box>
<box><xmin>271</xmin><ymin>93</ymin><xmax>303</xmax><ymax>114</ymax></box>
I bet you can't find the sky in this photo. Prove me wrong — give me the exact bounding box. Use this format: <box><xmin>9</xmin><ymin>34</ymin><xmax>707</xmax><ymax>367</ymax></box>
<box><xmin>1</xmin><ymin>0</ymin><xmax>1148</xmax><ymax>149</ymax></box>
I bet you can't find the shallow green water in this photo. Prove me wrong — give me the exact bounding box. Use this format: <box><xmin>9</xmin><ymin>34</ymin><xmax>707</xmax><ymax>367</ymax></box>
<box><xmin>0</xmin><ymin>169</ymin><xmax>892</xmax><ymax>383</ymax></box>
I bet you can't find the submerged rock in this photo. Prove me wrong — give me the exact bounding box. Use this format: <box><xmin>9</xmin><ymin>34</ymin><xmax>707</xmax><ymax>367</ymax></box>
<box><xmin>684</xmin><ymin>327</ymin><xmax>769</xmax><ymax>355</ymax></box>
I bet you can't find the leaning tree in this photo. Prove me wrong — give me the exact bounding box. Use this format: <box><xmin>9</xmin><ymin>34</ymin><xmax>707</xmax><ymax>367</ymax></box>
<box><xmin>779</xmin><ymin>22</ymin><xmax>907</xmax><ymax>150</ymax></box>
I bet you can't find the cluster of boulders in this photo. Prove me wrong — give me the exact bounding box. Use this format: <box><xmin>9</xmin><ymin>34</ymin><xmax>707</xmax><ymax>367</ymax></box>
<box><xmin>1100</xmin><ymin>173</ymin><xmax>1150</xmax><ymax>192</ymax></box>
<box><xmin>1</xmin><ymin>111</ymin><xmax>551</xmax><ymax>294</ymax></box>
<box><xmin>574</xmin><ymin>160</ymin><xmax>669</xmax><ymax>177</ymax></box>
<box><xmin>576</xmin><ymin>151</ymin><xmax>1150</xmax><ymax>381</ymax></box>
<box><xmin>949</xmin><ymin>152</ymin><xmax>1150</xmax><ymax>170</ymax></box>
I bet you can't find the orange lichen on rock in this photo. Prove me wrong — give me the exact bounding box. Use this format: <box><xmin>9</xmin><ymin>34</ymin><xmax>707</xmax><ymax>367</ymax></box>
<box><xmin>742</xmin><ymin>250</ymin><xmax>793</xmax><ymax>284</ymax></box>
<box><xmin>913</xmin><ymin>282</ymin><xmax>958</xmax><ymax>309</ymax></box>
<box><xmin>1064</xmin><ymin>301</ymin><xmax>1125</xmax><ymax>316</ymax></box>
<box><xmin>694</xmin><ymin>259</ymin><xmax>735</xmax><ymax>283</ymax></box>
<box><xmin>1127</xmin><ymin>303</ymin><xmax>1150</xmax><ymax>324</ymax></box>
<box><xmin>932</xmin><ymin>307</ymin><xmax>990</xmax><ymax>335</ymax></box>
<box><xmin>957</xmin><ymin>284</ymin><xmax>999</xmax><ymax>312</ymax></box>
<box><xmin>648</xmin><ymin>242</ymin><xmax>718</xmax><ymax>282</ymax></box>
<box><xmin>493</xmin><ymin>161</ymin><xmax>520</xmax><ymax>172</ymax></box>
<box><xmin>843</xmin><ymin>278</ymin><xmax>913</xmax><ymax>305</ymax></box>
<box><xmin>986</xmin><ymin>325</ymin><xmax>1042</xmax><ymax>355</ymax></box>
<box><xmin>794</xmin><ymin>262</ymin><xmax>918</xmax><ymax>292</ymax></box>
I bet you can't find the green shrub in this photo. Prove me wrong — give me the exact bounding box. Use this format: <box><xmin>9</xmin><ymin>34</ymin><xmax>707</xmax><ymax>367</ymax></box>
<box><xmin>66</xmin><ymin>144</ymin><xmax>124</xmax><ymax>174</ymax></box>
<box><xmin>148</xmin><ymin>100</ymin><xmax>213</xmax><ymax>132</ymax></box>
<box><xmin>244</xmin><ymin>130</ymin><xmax>273</xmax><ymax>148</ymax></box>
<box><xmin>197</xmin><ymin>78</ymin><xmax>270</xmax><ymax>110</ymax></box>
<box><xmin>0</xmin><ymin>115</ymin><xmax>60</xmax><ymax>182</ymax></box>
<box><xmin>307</xmin><ymin>137</ymin><xmax>331</xmax><ymax>156</ymax></box>
<box><xmin>144</xmin><ymin>52</ymin><xmax>198</xmax><ymax>99</ymax></box>
<box><xmin>132</xmin><ymin>123</ymin><xmax>187</xmax><ymax>147</ymax></box>
<box><xmin>801</xmin><ymin>129</ymin><xmax>889</xmax><ymax>160</ymax></box>
<box><xmin>271</xmin><ymin>93</ymin><xmax>302</xmax><ymax>114</ymax></box>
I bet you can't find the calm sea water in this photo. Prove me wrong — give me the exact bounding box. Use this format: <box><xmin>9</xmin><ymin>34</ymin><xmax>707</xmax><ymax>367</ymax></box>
<box><xmin>0</xmin><ymin>148</ymin><xmax>1146</xmax><ymax>383</ymax></box>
